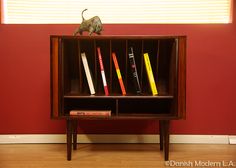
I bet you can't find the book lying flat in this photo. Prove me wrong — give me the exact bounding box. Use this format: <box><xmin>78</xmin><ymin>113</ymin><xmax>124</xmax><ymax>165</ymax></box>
<box><xmin>81</xmin><ymin>52</ymin><xmax>95</xmax><ymax>95</ymax></box>
<box><xmin>112</xmin><ymin>52</ymin><xmax>126</xmax><ymax>95</ymax></box>
<box><xmin>143</xmin><ymin>53</ymin><xmax>158</xmax><ymax>95</ymax></box>
<box><xmin>70</xmin><ymin>110</ymin><xmax>111</xmax><ymax>116</ymax></box>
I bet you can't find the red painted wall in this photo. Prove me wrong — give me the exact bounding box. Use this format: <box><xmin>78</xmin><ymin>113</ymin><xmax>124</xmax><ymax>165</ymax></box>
<box><xmin>1</xmin><ymin>5</ymin><xmax>236</xmax><ymax>135</ymax></box>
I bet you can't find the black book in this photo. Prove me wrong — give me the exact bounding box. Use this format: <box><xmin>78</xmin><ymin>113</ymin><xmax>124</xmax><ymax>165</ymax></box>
<box><xmin>128</xmin><ymin>47</ymin><xmax>141</xmax><ymax>94</ymax></box>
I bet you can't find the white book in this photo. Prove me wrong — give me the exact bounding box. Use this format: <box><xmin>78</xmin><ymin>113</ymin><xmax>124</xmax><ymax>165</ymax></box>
<box><xmin>81</xmin><ymin>52</ymin><xmax>95</xmax><ymax>95</ymax></box>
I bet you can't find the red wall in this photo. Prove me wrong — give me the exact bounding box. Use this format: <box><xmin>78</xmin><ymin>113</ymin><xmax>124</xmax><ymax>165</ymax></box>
<box><xmin>1</xmin><ymin>5</ymin><xmax>236</xmax><ymax>135</ymax></box>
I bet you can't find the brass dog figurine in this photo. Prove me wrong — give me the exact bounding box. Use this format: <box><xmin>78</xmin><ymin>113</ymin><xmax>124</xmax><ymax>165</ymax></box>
<box><xmin>73</xmin><ymin>9</ymin><xmax>103</xmax><ymax>36</ymax></box>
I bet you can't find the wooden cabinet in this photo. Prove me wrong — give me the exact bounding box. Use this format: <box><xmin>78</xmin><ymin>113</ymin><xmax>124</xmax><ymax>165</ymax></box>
<box><xmin>50</xmin><ymin>35</ymin><xmax>186</xmax><ymax>161</ymax></box>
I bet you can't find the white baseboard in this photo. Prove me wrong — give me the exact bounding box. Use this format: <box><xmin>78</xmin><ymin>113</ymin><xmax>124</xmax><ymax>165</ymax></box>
<box><xmin>0</xmin><ymin>134</ymin><xmax>233</xmax><ymax>144</ymax></box>
<box><xmin>229</xmin><ymin>136</ymin><xmax>236</xmax><ymax>144</ymax></box>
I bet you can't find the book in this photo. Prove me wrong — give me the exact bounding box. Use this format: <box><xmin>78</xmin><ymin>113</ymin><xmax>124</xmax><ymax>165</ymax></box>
<box><xmin>143</xmin><ymin>53</ymin><xmax>158</xmax><ymax>95</ymax></box>
<box><xmin>128</xmin><ymin>47</ymin><xmax>141</xmax><ymax>94</ymax></box>
<box><xmin>81</xmin><ymin>52</ymin><xmax>96</xmax><ymax>95</ymax></box>
<box><xmin>70</xmin><ymin>110</ymin><xmax>111</xmax><ymax>116</ymax></box>
<box><xmin>112</xmin><ymin>52</ymin><xmax>126</xmax><ymax>95</ymax></box>
<box><xmin>97</xmin><ymin>47</ymin><xmax>109</xmax><ymax>96</ymax></box>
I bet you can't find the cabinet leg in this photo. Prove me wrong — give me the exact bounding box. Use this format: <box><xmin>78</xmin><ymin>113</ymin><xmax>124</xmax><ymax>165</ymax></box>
<box><xmin>66</xmin><ymin>119</ymin><xmax>73</xmax><ymax>161</ymax></box>
<box><xmin>159</xmin><ymin>120</ymin><xmax>164</xmax><ymax>151</ymax></box>
<box><xmin>73</xmin><ymin>120</ymin><xmax>78</xmax><ymax>150</ymax></box>
<box><xmin>163</xmin><ymin>120</ymin><xmax>170</xmax><ymax>161</ymax></box>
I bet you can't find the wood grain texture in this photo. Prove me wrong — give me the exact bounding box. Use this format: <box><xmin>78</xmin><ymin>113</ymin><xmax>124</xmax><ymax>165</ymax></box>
<box><xmin>0</xmin><ymin>144</ymin><xmax>235</xmax><ymax>168</ymax></box>
<box><xmin>51</xmin><ymin>37</ymin><xmax>59</xmax><ymax>118</ymax></box>
<box><xmin>177</xmin><ymin>36</ymin><xmax>187</xmax><ymax>119</ymax></box>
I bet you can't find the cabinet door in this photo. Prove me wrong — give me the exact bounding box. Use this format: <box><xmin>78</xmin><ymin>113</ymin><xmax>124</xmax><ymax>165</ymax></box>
<box><xmin>50</xmin><ymin>37</ymin><xmax>63</xmax><ymax>118</ymax></box>
<box><xmin>177</xmin><ymin>36</ymin><xmax>186</xmax><ymax>119</ymax></box>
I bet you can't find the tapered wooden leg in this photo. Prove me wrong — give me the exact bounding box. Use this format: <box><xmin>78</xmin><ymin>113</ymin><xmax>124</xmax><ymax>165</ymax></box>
<box><xmin>66</xmin><ymin>119</ymin><xmax>73</xmax><ymax>161</ymax></box>
<box><xmin>159</xmin><ymin>120</ymin><xmax>164</xmax><ymax>151</ymax></box>
<box><xmin>163</xmin><ymin>120</ymin><xmax>170</xmax><ymax>161</ymax></box>
<box><xmin>73</xmin><ymin>120</ymin><xmax>78</xmax><ymax>150</ymax></box>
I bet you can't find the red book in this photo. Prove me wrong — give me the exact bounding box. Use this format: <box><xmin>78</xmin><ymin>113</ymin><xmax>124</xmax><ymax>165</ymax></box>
<box><xmin>112</xmin><ymin>52</ymin><xmax>126</xmax><ymax>95</ymax></box>
<box><xmin>97</xmin><ymin>47</ymin><xmax>109</xmax><ymax>95</ymax></box>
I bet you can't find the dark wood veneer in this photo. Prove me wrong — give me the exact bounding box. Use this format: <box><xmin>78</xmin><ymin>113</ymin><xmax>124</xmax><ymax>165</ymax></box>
<box><xmin>50</xmin><ymin>35</ymin><xmax>186</xmax><ymax>161</ymax></box>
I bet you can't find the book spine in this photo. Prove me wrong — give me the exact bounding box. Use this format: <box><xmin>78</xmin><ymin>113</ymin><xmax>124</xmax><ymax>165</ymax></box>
<box><xmin>112</xmin><ymin>52</ymin><xmax>126</xmax><ymax>95</ymax></box>
<box><xmin>81</xmin><ymin>52</ymin><xmax>96</xmax><ymax>95</ymax></box>
<box><xmin>143</xmin><ymin>53</ymin><xmax>158</xmax><ymax>95</ymax></box>
<box><xmin>97</xmin><ymin>47</ymin><xmax>109</xmax><ymax>96</ymax></box>
<box><xmin>70</xmin><ymin>110</ymin><xmax>111</xmax><ymax>116</ymax></box>
<box><xmin>128</xmin><ymin>47</ymin><xmax>141</xmax><ymax>94</ymax></box>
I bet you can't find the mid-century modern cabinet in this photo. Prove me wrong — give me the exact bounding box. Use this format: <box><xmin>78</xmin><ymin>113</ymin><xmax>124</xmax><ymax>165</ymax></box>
<box><xmin>50</xmin><ymin>35</ymin><xmax>186</xmax><ymax>161</ymax></box>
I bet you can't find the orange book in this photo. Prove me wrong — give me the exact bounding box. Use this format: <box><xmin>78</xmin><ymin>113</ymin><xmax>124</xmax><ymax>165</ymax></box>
<box><xmin>112</xmin><ymin>52</ymin><xmax>126</xmax><ymax>95</ymax></box>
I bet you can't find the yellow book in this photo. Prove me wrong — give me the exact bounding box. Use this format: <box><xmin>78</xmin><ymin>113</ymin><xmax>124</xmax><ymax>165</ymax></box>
<box><xmin>143</xmin><ymin>53</ymin><xmax>158</xmax><ymax>95</ymax></box>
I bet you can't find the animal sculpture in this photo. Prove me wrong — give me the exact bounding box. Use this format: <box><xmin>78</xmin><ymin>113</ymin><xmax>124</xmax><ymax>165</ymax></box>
<box><xmin>73</xmin><ymin>9</ymin><xmax>103</xmax><ymax>36</ymax></box>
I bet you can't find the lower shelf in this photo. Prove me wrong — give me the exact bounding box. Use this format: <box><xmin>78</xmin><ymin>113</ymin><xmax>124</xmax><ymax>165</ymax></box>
<box><xmin>63</xmin><ymin>97</ymin><xmax>174</xmax><ymax>118</ymax></box>
<box><xmin>60</xmin><ymin>113</ymin><xmax>177</xmax><ymax>120</ymax></box>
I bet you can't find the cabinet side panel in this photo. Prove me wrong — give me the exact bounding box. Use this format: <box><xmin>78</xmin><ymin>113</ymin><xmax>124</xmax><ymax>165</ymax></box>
<box><xmin>51</xmin><ymin>37</ymin><xmax>59</xmax><ymax>118</ymax></box>
<box><xmin>177</xmin><ymin>37</ymin><xmax>186</xmax><ymax>119</ymax></box>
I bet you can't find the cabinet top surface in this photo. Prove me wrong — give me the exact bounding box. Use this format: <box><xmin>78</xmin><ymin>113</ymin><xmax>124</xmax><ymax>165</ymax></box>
<box><xmin>50</xmin><ymin>35</ymin><xmax>186</xmax><ymax>39</ymax></box>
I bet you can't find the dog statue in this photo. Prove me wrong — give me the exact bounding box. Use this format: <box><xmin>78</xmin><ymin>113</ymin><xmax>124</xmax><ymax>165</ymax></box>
<box><xmin>73</xmin><ymin>9</ymin><xmax>103</xmax><ymax>36</ymax></box>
